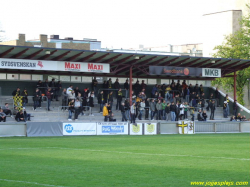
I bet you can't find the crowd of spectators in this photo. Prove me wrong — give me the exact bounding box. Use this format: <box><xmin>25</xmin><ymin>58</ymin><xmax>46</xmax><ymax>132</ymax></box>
<box><xmin>1</xmin><ymin>78</ymin><xmax>249</xmax><ymax>123</ymax></box>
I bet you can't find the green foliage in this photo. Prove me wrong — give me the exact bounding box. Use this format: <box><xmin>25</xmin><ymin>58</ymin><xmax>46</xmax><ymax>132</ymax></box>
<box><xmin>212</xmin><ymin>7</ymin><xmax>250</xmax><ymax>105</ymax></box>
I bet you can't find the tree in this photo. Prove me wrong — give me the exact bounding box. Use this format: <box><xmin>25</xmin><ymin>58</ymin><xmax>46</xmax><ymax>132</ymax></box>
<box><xmin>211</xmin><ymin>6</ymin><xmax>250</xmax><ymax>105</ymax></box>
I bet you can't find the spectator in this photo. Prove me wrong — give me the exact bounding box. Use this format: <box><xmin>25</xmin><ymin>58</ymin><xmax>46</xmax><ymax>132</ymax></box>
<box><xmin>98</xmin><ymin>91</ymin><xmax>105</xmax><ymax>113</ymax></box>
<box><xmin>202</xmin><ymin>110</ymin><xmax>207</xmax><ymax>121</ymax></box>
<box><xmin>138</xmin><ymin>100</ymin><xmax>145</xmax><ymax>120</ymax></box>
<box><xmin>141</xmin><ymin>80</ymin><xmax>147</xmax><ymax>92</ymax></box>
<box><xmin>214</xmin><ymin>87</ymin><xmax>220</xmax><ymax>107</ymax></box>
<box><xmin>134</xmin><ymin>80</ymin><xmax>141</xmax><ymax>96</ymax></box>
<box><xmin>124</xmin><ymin>79</ymin><xmax>129</xmax><ymax>98</ymax></box>
<box><xmin>210</xmin><ymin>100</ymin><xmax>216</xmax><ymax>120</ymax></box>
<box><xmin>109</xmin><ymin>113</ymin><xmax>116</xmax><ymax>122</ymax></box>
<box><xmin>116</xmin><ymin>88</ymin><xmax>122</xmax><ymax>110</ymax></box>
<box><xmin>23</xmin><ymin>108</ymin><xmax>31</xmax><ymax>121</ymax></box>
<box><xmin>161</xmin><ymin>100</ymin><xmax>167</xmax><ymax>120</ymax></box>
<box><xmin>61</xmin><ymin>88</ymin><xmax>68</xmax><ymax>111</ymax></box>
<box><xmin>74</xmin><ymin>87</ymin><xmax>81</xmax><ymax>97</ymax></box>
<box><xmin>197</xmin><ymin>109</ymin><xmax>204</xmax><ymax>121</ymax></box>
<box><xmin>233</xmin><ymin>100</ymin><xmax>238</xmax><ymax>117</ymax></box>
<box><xmin>151</xmin><ymin>84</ymin><xmax>158</xmax><ymax>98</ymax></box>
<box><xmin>0</xmin><ymin>109</ymin><xmax>6</xmax><ymax>122</ymax></box>
<box><xmin>225</xmin><ymin>94</ymin><xmax>230</xmax><ymax>116</ymax></box>
<box><xmin>12</xmin><ymin>87</ymin><xmax>21</xmax><ymax>97</ymax></box>
<box><xmin>55</xmin><ymin>81</ymin><xmax>62</xmax><ymax>101</ymax></box>
<box><xmin>170</xmin><ymin>102</ymin><xmax>176</xmax><ymax>121</ymax></box>
<box><xmin>156</xmin><ymin>100</ymin><xmax>162</xmax><ymax>120</ymax></box>
<box><xmin>88</xmin><ymin>92</ymin><xmax>94</xmax><ymax>116</ymax></box>
<box><xmin>92</xmin><ymin>77</ymin><xmax>98</xmax><ymax>96</ymax></box>
<box><xmin>114</xmin><ymin>78</ymin><xmax>120</xmax><ymax>98</ymax></box>
<box><xmin>150</xmin><ymin>99</ymin><xmax>156</xmax><ymax>120</ymax></box>
<box><xmin>145</xmin><ymin>98</ymin><xmax>150</xmax><ymax>120</ymax></box>
<box><xmin>165</xmin><ymin>103</ymin><xmax>170</xmax><ymax>121</ymax></box>
<box><xmin>103</xmin><ymin>103</ymin><xmax>109</xmax><ymax>122</ymax></box>
<box><xmin>130</xmin><ymin>102</ymin><xmax>136</xmax><ymax>124</ymax></box>
<box><xmin>68</xmin><ymin>99</ymin><xmax>75</xmax><ymax>121</ymax></box>
<box><xmin>68</xmin><ymin>90</ymin><xmax>76</xmax><ymax>104</ymax></box>
<box><xmin>33</xmin><ymin>88</ymin><xmax>41</xmax><ymax>111</ymax></box>
<box><xmin>236</xmin><ymin>113</ymin><xmax>242</xmax><ymax>121</ymax></box>
<box><xmin>15</xmin><ymin>110</ymin><xmax>25</xmax><ymax>122</ymax></box>
<box><xmin>230</xmin><ymin>116</ymin><xmax>236</xmax><ymax>121</ymax></box>
<box><xmin>175</xmin><ymin>102</ymin><xmax>180</xmax><ymax>121</ymax></box>
<box><xmin>179</xmin><ymin>102</ymin><xmax>184</xmax><ymax>120</ymax></box>
<box><xmin>74</xmin><ymin>98</ymin><xmax>81</xmax><ymax>121</ymax></box>
<box><xmin>183</xmin><ymin>102</ymin><xmax>189</xmax><ymax>119</ymax></box>
<box><xmin>21</xmin><ymin>88</ymin><xmax>28</xmax><ymax>107</ymax></box>
<box><xmin>49</xmin><ymin>78</ymin><xmax>56</xmax><ymax>101</ymax></box>
<box><xmin>223</xmin><ymin>101</ymin><xmax>228</xmax><ymax>118</ymax></box>
<box><xmin>124</xmin><ymin>99</ymin><xmax>130</xmax><ymax>120</ymax></box>
<box><xmin>66</xmin><ymin>85</ymin><xmax>73</xmax><ymax>95</ymax></box>
<box><xmin>36</xmin><ymin>80</ymin><xmax>43</xmax><ymax>88</ymax></box>
<box><xmin>120</xmin><ymin>102</ymin><xmax>127</xmax><ymax>122</ymax></box>
<box><xmin>107</xmin><ymin>91</ymin><xmax>114</xmax><ymax>110</ymax></box>
<box><xmin>45</xmin><ymin>87</ymin><xmax>53</xmax><ymax>111</ymax></box>
<box><xmin>2</xmin><ymin>103</ymin><xmax>14</xmax><ymax>118</ymax></box>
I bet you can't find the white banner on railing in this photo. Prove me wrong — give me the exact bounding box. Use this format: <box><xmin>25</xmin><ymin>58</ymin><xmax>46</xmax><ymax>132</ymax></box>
<box><xmin>96</xmin><ymin>122</ymin><xmax>128</xmax><ymax>135</ymax></box>
<box><xmin>0</xmin><ymin>58</ymin><xmax>110</xmax><ymax>73</ymax></box>
<box><xmin>144</xmin><ymin>123</ymin><xmax>157</xmax><ymax>135</ymax></box>
<box><xmin>63</xmin><ymin>123</ymin><xmax>96</xmax><ymax>135</ymax></box>
<box><xmin>129</xmin><ymin>123</ymin><xmax>143</xmax><ymax>135</ymax></box>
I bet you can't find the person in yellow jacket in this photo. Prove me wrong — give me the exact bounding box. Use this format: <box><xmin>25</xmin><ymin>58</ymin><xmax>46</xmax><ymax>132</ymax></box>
<box><xmin>103</xmin><ymin>103</ymin><xmax>109</xmax><ymax>121</ymax></box>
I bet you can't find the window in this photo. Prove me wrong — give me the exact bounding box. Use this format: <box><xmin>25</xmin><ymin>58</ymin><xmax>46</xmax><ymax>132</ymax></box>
<box><xmin>20</xmin><ymin>74</ymin><xmax>31</xmax><ymax>80</ymax></box>
<box><xmin>148</xmin><ymin>79</ymin><xmax>156</xmax><ymax>85</ymax></box>
<box><xmin>82</xmin><ymin>76</ymin><xmax>92</xmax><ymax>83</ymax></box>
<box><xmin>60</xmin><ymin>76</ymin><xmax>70</xmax><ymax>82</ymax></box>
<box><xmin>0</xmin><ymin>73</ymin><xmax>6</xmax><ymax>79</ymax></box>
<box><xmin>71</xmin><ymin>76</ymin><xmax>81</xmax><ymax>82</ymax></box>
<box><xmin>7</xmin><ymin>74</ymin><xmax>18</xmax><ymax>80</ymax></box>
<box><xmin>32</xmin><ymin>75</ymin><xmax>43</xmax><ymax>81</ymax></box>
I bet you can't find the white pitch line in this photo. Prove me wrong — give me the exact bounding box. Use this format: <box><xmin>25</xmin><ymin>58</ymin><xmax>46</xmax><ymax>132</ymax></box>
<box><xmin>46</xmin><ymin>147</ymin><xmax>250</xmax><ymax>161</ymax></box>
<box><xmin>1</xmin><ymin>147</ymin><xmax>249</xmax><ymax>161</ymax></box>
<box><xmin>0</xmin><ymin>179</ymin><xmax>69</xmax><ymax>187</ymax></box>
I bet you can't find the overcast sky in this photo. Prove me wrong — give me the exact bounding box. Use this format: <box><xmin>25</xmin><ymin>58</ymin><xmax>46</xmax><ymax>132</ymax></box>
<box><xmin>0</xmin><ymin>0</ymin><xmax>239</xmax><ymax>49</ymax></box>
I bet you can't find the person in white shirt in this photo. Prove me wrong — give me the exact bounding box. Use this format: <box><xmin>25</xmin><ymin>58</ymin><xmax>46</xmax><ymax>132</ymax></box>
<box><xmin>66</xmin><ymin>85</ymin><xmax>73</xmax><ymax>95</ymax></box>
<box><xmin>139</xmin><ymin>100</ymin><xmax>145</xmax><ymax>120</ymax></box>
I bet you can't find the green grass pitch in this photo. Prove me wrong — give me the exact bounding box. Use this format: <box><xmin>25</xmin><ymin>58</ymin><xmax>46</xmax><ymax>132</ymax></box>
<box><xmin>0</xmin><ymin>134</ymin><xmax>249</xmax><ymax>187</ymax></box>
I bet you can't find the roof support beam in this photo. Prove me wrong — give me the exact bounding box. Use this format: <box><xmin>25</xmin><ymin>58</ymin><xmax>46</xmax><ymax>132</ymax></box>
<box><xmin>101</xmin><ymin>54</ymin><xmax>123</xmax><ymax>63</ymax></box>
<box><xmin>39</xmin><ymin>50</ymin><xmax>58</xmax><ymax>60</ymax></box>
<box><xmin>190</xmin><ymin>59</ymin><xmax>211</xmax><ymax>67</ymax></box>
<box><xmin>65</xmin><ymin>52</ymin><xmax>84</xmax><ymax>61</ymax></box>
<box><xmin>147</xmin><ymin>56</ymin><xmax>169</xmax><ymax>66</ymax></box>
<box><xmin>24</xmin><ymin>49</ymin><xmax>43</xmax><ymax>59</ymax></box>
<box><xmin>200</xmin><ymin>59</ymin><xmax>221</xmax><ymax>68</ymax></box>
<box><xmin>52</xmin><ymin>51</ymin><xmax>71</xmax><ymax>61</ymax></box>
<box><xmin>11</xmin><ymin>48</ymin><xmax>29</xmax><ymax>58</ymax></box>
<box><xmin>179</xmin><ymin>58</ymin><xmax>201</xmax><ymax>67</ymax></box>
<box><xmin>209</xmin><ymin>60</ymin><xmax>232</xmax><ymax>68</ymax></box>
<box><xmin>92</xmin><ymin>53</ymin><xmax>110</xmax><ymax>62</ymax></box>
<box><xmin>172</xmin><ymin>58</ymin><xmax>190</xmax><ymax>66</ymax></box>
<box><xmin>161</xmin><ymin>57</ymin><xmax>179</xmax><ymax>66</ymax></box>
<box><xmin>110</xmin><ymin>65</ymin><xmax>130</xmax><ymax>74</ymax></box>
<box><xmin>111</xmin><ymin>55</ymin><xmax>134</xmax><ymax>65</ymax></box>
<box><xmin>79</xmin><ymin>53</ymin><xmax>96</xmax><ymax>62</ymax></box>
<box><xmin>0</xmin><ymin>47</ymin><xmax>15</xmax><ymax>58</ymax></box>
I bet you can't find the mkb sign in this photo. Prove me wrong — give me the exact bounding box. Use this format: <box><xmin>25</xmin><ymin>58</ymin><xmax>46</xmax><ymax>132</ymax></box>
<box><xmin>150</xmin><ymin>66</ymin><xmax>221</xmax><ymax>77</ymax></box>
<box><xmin>202</xmin><ymin>68</ymin><xmax>221</xmax><ymax>77</ymax></box>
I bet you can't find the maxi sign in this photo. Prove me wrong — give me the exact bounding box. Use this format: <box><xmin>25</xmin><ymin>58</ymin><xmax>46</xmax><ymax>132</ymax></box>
<box><xmin>0</xmin><ymin>58</ymin><xmax>110</xmax><ymax>73</ymax></box>
<box><xmin>149</xmin><ymin>66</ymin><xmax>221</xmax><ymax>77</ymax></box>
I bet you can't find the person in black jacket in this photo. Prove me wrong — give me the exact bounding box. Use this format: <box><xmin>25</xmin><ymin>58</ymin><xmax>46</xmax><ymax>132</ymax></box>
<box><xmin>197</xmin><ymin>109</ymin><xmax>204</xmax><ymax>121</ymax></box>
<box><xmin>210</xmin><ymin>100</ymin><xmax>216</xmax><ymax>120</ymax></box>
<box><xmin>98</xmin><ymin>91</ymin><xmax>104</xmax><ymax>113</ymax></box>
<box><xmin>202</xmin><ymin>110</ymin><xmax>207</xmax><ymax>121</ymax></box>
<box><xmin>124</xmin><ymin>99</ymin><xmax>130</xmax><ymax>120</ymax></box>
<box><xmin>223</xmin><ymin>101</ymin><xmax>228</xmax><ymax>118</ymax></box>
<box><xmin>120</xmin><ymin>102</ymin><xmax>127</xmax><ymax>121</ymax></box>
<box><xmin>114</xmin><ymin>78</ymin><xmax>120</xmax><ymax>98</ymax></box>
<box><xmin>33</xmin><ymin>88</ymin><xmax>41</xmax><ymax>111</ymax></box>
<box><xmin>124</xmin><ymin>79</ymin><xmax>129</xmax><ymax>98</ymax></box>
<box><xmin>165</xmin><ymin>103</ymin><xmax>170</xmax><ymax>121</ymax></box>
<box><xmin>145</xmin><ymin>98</ymin><xmax>150</xmax><ymax>120</ymax></box>
<box><xmin>107</xmin><ymin>91</ymin><xmax>114</xmax><ymax>110</ymax></box>
<box><xmin>116</xmin><ymin>88</ymin><xmax>122</xmax><ymax>110</ymax></box>
<box><xmin>15</xmin><ymin>110</ymin><xmax>25</xmax><ymax>122</ymax></box>
<box><xmin>233</xmin><ymin>100</ymin><xmax>238</xmax><ymax>117</ymax></box>
<box><xmin>170</xmin><ymin>102</ymin><xmax>176</xmax><ymax>121</ymax></box>
<box><xmin>214</xmin><ymin>87</ymin><xmax>220</xmax><ymax>107</ymax></box>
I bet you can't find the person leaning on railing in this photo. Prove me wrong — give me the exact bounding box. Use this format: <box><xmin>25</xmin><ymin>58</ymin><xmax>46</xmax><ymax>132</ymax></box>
<box><xmin>61</xmin><ymin>88</ymin><xmax>68</xmax><ymax>111</ymax></box>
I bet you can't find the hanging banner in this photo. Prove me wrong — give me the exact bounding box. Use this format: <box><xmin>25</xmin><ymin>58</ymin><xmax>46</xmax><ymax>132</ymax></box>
<box><xmin>149</xmin><ymin>66</ymin><xmax>221</xmax><ymax>77</ymax></box>
<box><xmin>63</xmin><ymin>123</ymin><xmax>96</xmax><ymax>135</ymax></box>
<box><xmin>96</xmin><ymin>122</ymin><xmax>128</xmax><ymax>135</ymax></box>
<box><xmin>0</xmin><ymin>58</ymin><xmax>58</xmax><ymax>71</ymax></box>
<box><xmin>144</xmin><ymin>123</ymin><xmax>157</xmax><ymax>135</ymax></box>
<box><xmin>177</xmin><ymin>121</ymin><xmax>195</xmax><ymax>134</ymax></box>
<box><xmin>129</xmin><ymin>123</ymin><xmax>143</xmax><ymax>135</ymax></box>
<box><xmin>149</xmin><ymin>66</ymin><xmax>202</xmax><ymax>77</ymax></box>
<box><xmin>0</xmin><ymin>58</ymin><xmax>110</xmax><ymax>73</ymax></box>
